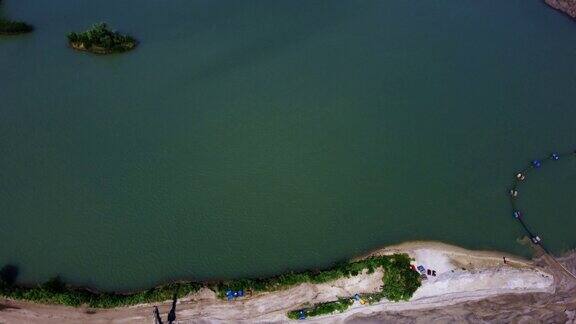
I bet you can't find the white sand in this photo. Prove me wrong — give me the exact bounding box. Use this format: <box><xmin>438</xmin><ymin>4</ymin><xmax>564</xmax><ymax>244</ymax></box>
<box><xmin>413</xmin><ymin>248</ymin><xmax>454</xmax><ymax>273</ymax></box>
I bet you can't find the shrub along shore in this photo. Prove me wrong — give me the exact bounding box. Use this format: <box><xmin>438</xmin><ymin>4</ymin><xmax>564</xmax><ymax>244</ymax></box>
<box><xmin>0</xmin><ymin>276</ymin><xmax>203</xmax><ymax>308</ymax></box>
<box><xmin>0</xmin><ymin>253</ymin><xmax>420</xmax><ymax>309</ymax></box>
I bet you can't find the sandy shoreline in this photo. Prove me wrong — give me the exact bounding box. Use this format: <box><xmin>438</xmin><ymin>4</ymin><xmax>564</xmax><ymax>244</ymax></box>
<box><xmin>0</xmin><ymin>241</ymin><xmax>564</xmax><ymax>323</ymax></box>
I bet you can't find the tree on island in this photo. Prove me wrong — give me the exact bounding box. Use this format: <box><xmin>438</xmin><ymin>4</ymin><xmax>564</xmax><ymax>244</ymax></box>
<box><xmin>67</xmin><ymin>23</ymin><xmax>137</xmax><ymax>54</ymax></box>
<box><xmin>0</xmin><ymin>1</ymin><xmax>33</xmax><ymax>35</ymax></box>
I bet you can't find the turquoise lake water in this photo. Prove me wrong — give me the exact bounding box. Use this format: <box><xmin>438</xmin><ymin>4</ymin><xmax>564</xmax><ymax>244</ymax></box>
<box><xmin>1</xmin><ymin>0</ymin><xmax>576</xmax><ymax>290</ymax></box>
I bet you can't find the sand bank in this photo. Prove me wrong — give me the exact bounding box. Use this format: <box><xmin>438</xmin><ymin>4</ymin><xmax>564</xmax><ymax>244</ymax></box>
<box><xmin>0</xmin><ymin>241</ymin><xmax>558</xmax><ymax>323</ymax></box>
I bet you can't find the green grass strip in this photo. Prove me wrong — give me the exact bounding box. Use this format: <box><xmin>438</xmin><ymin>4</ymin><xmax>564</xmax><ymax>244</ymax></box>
<box><xmin>215</xmin><ymin>254</ymin><xmax>401</xmax><ymax>298</ymax></box>
<box><xmin>0</xmin><ymin>253</ymin><xmax>419</xmax><ymax>309</ymax></box>
<box><xmin>287</xmin><ymin>298</ymin><xmax>354</xmax><ymax>320</ymax></box>
<box><xmin>0</xmin><ymin>277</ymin><xmax>202</xmax><ymax>308</ymax></box>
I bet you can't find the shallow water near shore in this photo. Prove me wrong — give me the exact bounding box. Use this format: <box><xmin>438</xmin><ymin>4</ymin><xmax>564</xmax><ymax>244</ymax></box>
<box><xmin>1</xmin><ymin>0</ymin><xmax>576</xmax><ymax>291</ymax></box>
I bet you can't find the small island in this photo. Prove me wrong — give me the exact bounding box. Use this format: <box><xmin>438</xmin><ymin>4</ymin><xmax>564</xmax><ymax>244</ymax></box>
<box><xmin>0</xmin><ymin>18</ymin><xmax>33</xmax><ymax>35</ymax></box>
<box><xmin>0</xmin><ymin>0</ymin><xmax>33</xmax><ymax>36</ymax></box>
<box><xmin>67</xmin><ymin>23</ymin><xmax>137</xmax><ymax>54</ymax></box>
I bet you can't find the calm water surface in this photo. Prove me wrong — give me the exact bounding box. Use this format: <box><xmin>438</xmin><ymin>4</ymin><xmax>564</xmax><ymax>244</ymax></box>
<box><xmin>1</xmin><ymin>0</ymin><xmax>576</xmax><ymax>290</ymax></box>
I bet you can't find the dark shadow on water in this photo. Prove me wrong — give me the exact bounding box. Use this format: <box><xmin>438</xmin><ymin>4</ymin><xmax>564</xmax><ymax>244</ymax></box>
<box><xmin>0</xmin><ymin>265</ymin><xmax>19</xmax><ymax>285</ymax></box>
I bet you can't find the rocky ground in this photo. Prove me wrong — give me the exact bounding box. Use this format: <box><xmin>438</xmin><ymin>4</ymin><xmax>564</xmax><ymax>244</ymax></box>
<box><xmin>545</xmin><ymin>0</ymin><xmax>576</xmax><ymax>18</ymax></box>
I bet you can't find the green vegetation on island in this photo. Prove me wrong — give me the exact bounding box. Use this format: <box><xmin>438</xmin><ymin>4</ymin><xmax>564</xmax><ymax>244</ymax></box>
<box><xmin>287</xmin><ymin>253</ymin><xmax>421</xmax><ymax>319</ymax></box>
<box><xmin>0</xmin><ymin>1</ymin><xmax>33</xmax><ymax>35</ymax></box>
<box><xmin>0</xmin><ymin>253</ymin><xmax>420</xmax><ymax>311</ymax></box>
<box><xmin>67</xmin><ymin>23</ymin><xmax>137</xmax><ymax>54</ymax></box>
<box><xmin>0</xmin><ymin>18</ymin><xmax>33</xmax><ymax>35</ymax></box>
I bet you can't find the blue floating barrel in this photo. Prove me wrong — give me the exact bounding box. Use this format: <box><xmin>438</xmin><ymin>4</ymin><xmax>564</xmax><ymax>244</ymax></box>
<box><xmin>513</xmin><ymin>211</ymin><xmax>522</xmax><ymax>219</ymax></box>
<box><xmin>532</xmin><ymin>160</ymin><xmax>541</xmax><ymax>168</ymax></box>
<box><xmin>551</xmin><ymin>153</ymin><xmax>559</xmax><ymax>160</ymax></box>
<box><xmin>238</xmin><ymin>290</ymin><xmax>244</xmax><ymax>297</ymax></box>
<box><xmin>299</xmin><ymin>310</ymin><xmax>307</xmax><ymax>320</ymax></box>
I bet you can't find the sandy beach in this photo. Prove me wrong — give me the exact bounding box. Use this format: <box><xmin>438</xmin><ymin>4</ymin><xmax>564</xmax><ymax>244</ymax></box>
<box><xmin>1</xmin><ymin>241</ymin><xmax>568</xmax><ymax>323</ymax></box>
